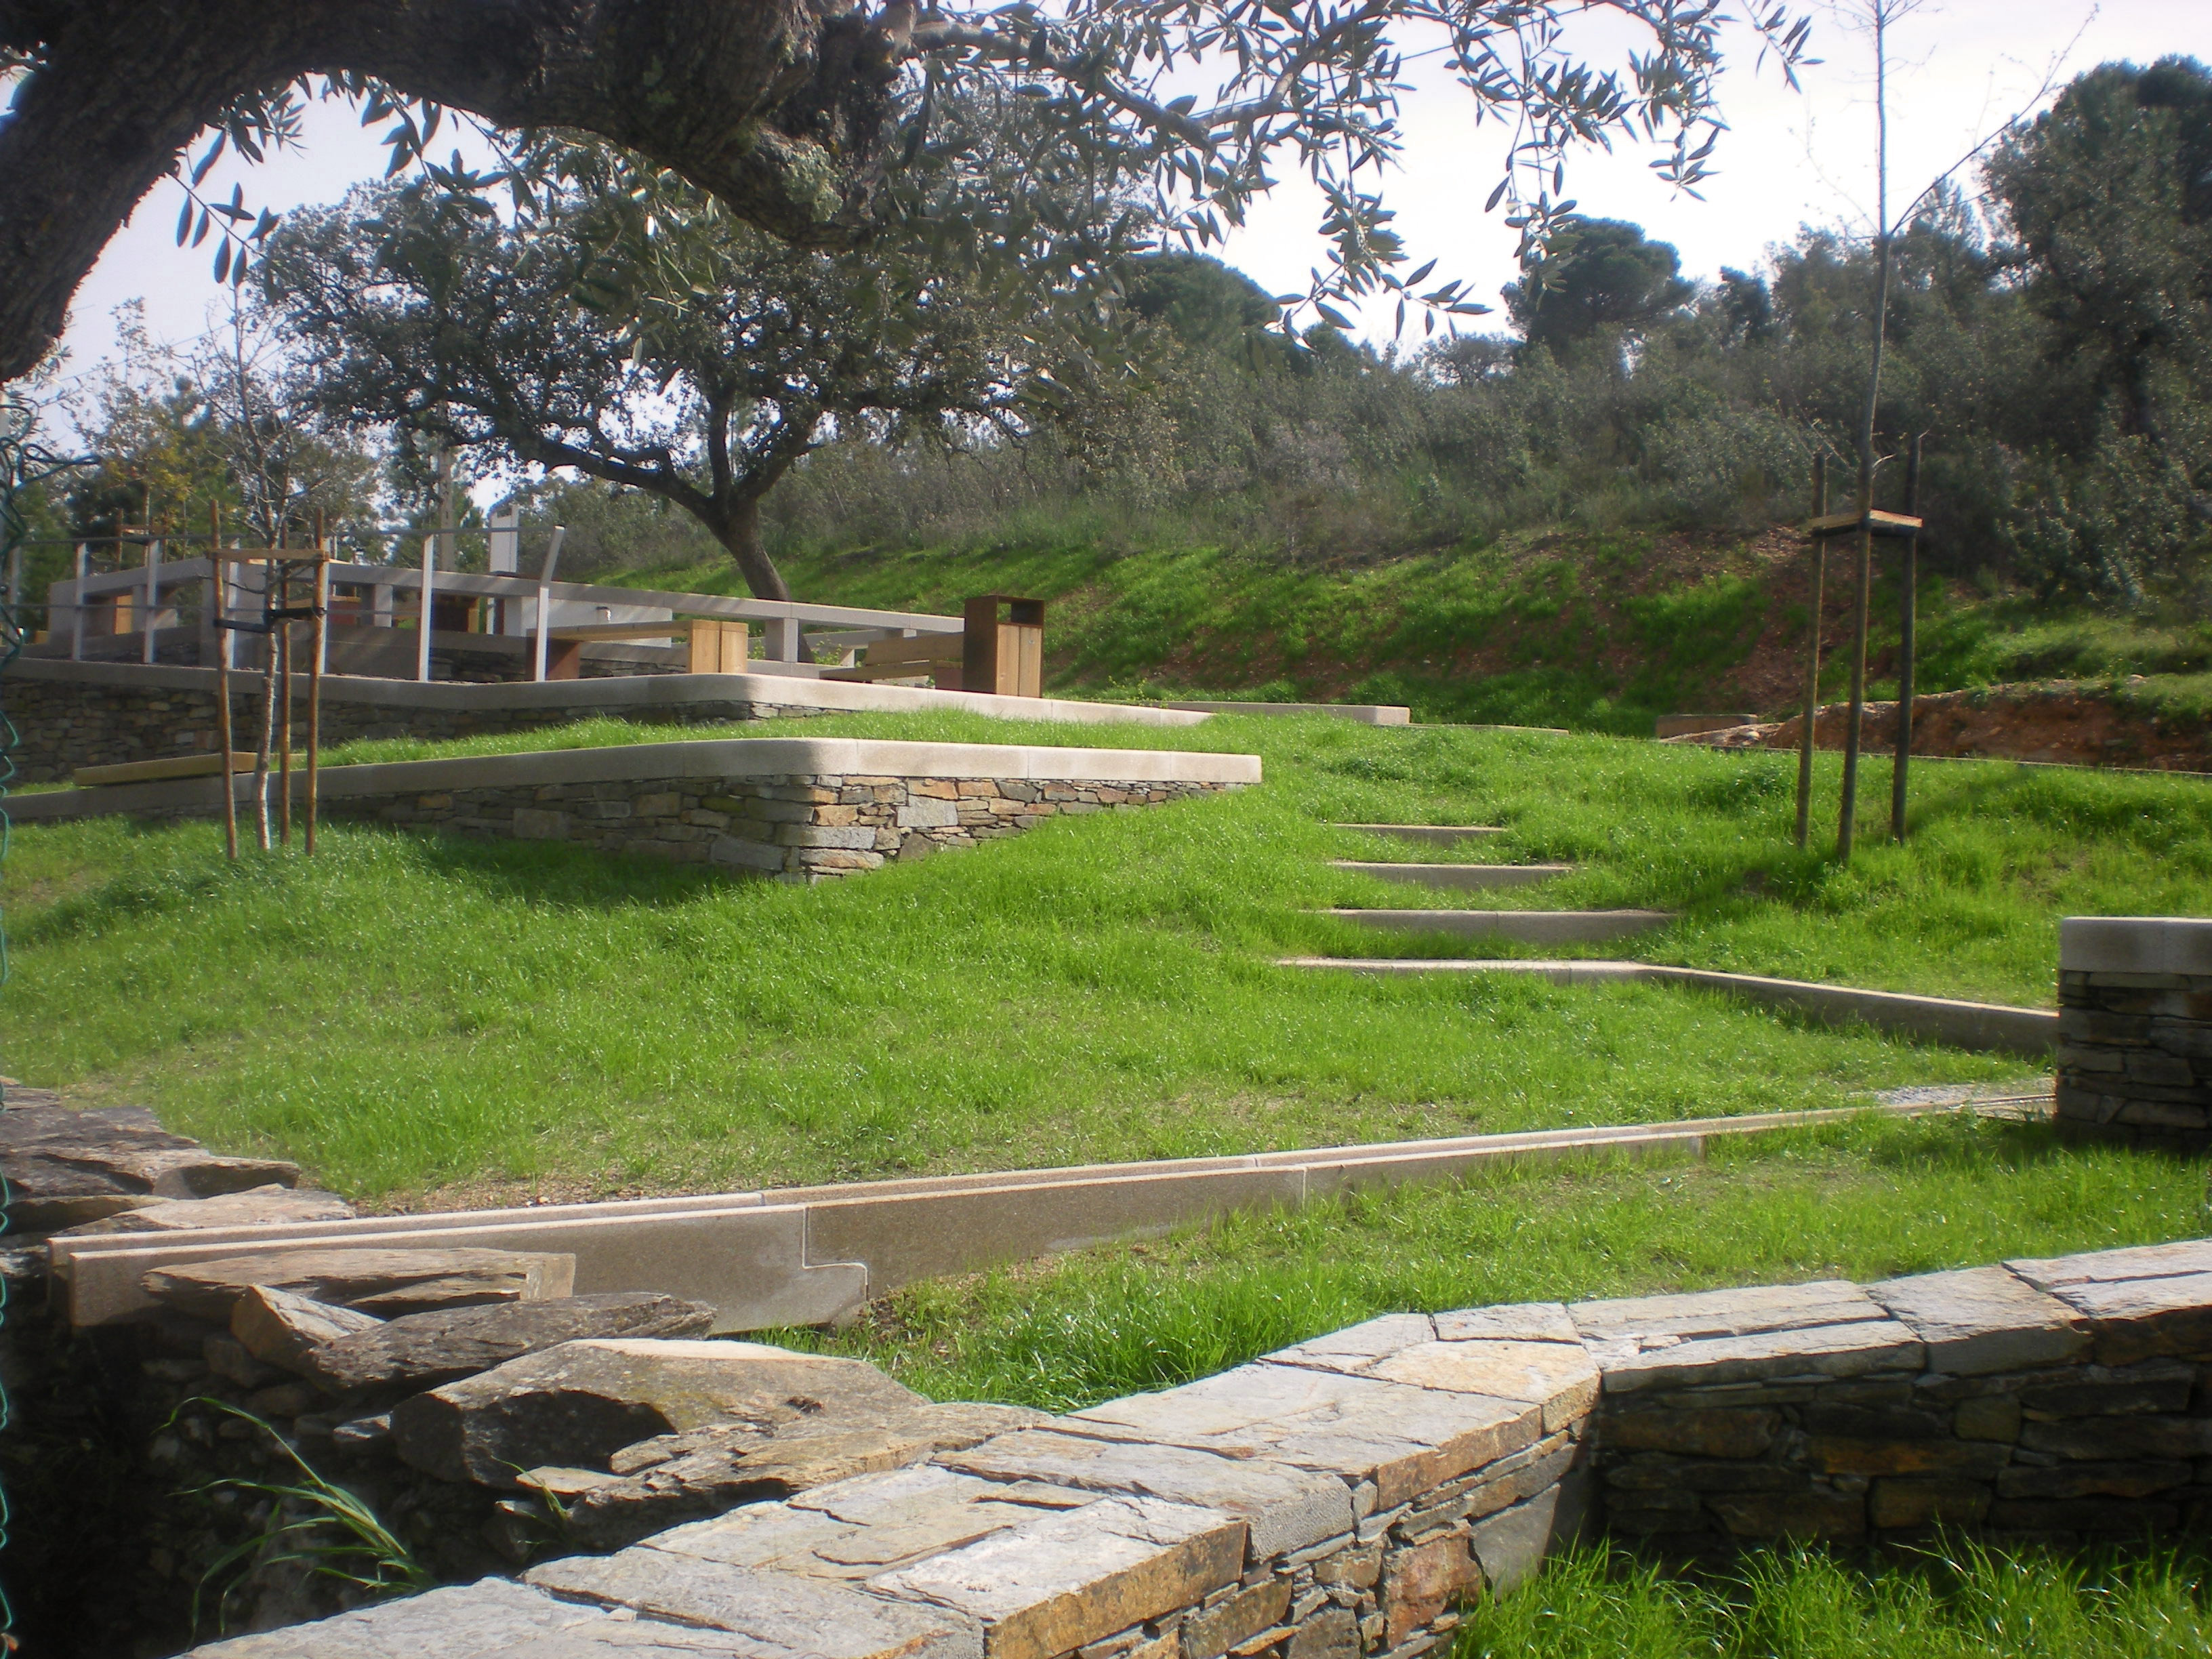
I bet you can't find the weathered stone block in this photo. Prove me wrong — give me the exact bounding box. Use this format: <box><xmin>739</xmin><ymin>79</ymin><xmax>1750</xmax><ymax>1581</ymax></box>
<box><xmin>307</xmin><ymin>1292</ymin><xmax>716</xmax><ymax>1391</ymax></box>
<box><xmin>1600</xmin><ymin>1322</ymin><xmax>1923</xmax><ymax>1395</ymax></box>
<box><xmin>1866</xmin><ymin>1266</ymin><xmax>2090</xmax><ymax>1376</ymax></box>
<box><xmin>1183</xmin><ymin>1579</ymin><xmax>1291</xmax><ymax>1659</ymax></box>
<box><xmin>183</xmin><ymin>1575</ymin><xmax>604</xmax><ymax>1658</ymax></box>
<box><xmin>941</xmin><ymin>1430</ymin><xmax>1353</xmax><ymax>1559</ymax></box>
<box><xmin>711</xmin><ymin>836</ymin><xmax>788</xmax><ymax>872</ymax></box>
<box><xmin>143</xmin><ymin>1246</ymin><xmax>575</xmax><ymax>1322</ymax></box>
<box><xmin>511</xmin><ymin>807</ymin><xmax>570</xmax><ymax>839</ymax></box>
<box><xmin>526</xmin><ymin>1549</ymin><xmax>983</xmax><ymax>1659</ymax></box>
<box><xmin>781</xmin><ymin>824</ymin><xmax>880</xmax><ymax>850</ymax></box>
<box><xmin>1994</xmin><ymin>1460</ymin><xmax>2190</xmax><ymax>1499</ymax></box>
<box><xmin>867</xmin><ymin>1496</ymin><xmax>1246</xmax><ymax>1659</ymax></box>
<box><xmin>1953</xmin><ymin>1395</ymin><xmax>2024</xmax><ymax>1443</ymax></box>
<box><xmin>1706</xmin><ymin>1490</ymin><xmax>1865</xmax><ymax>1540</ymax></box>
<box><xmin>1284</xmin><ymin>1608</ymin><xmax>1358</xmax><ymax>1659</ymax></box>
<box><xmin>1805</xmin><ymin>1436</ymin><xmax>2009</xmax><ymax>1480</ymax></box>
<box><xmin>898</xmin><ymin>800</ymin><xmax>961</xmax><ymax>830</ymax></box>
<box><xmin>2020</xmin><ymin>1416</ymin><xmax>2212</xmax><ymax>1460</ymax></box>
<box><xmin>1868</xmin><ymin>1479</ymin><xmax>1992</xmax><ymax>1529</ymax></box>
<box><xmin>1602</xmin><ymin>1407</ymin><xmax>1779</xmax><ymax>1458</ymax></box>
<box><xmin>1572</xmin><ymin>1281</ymin><xmax>1883</xmax><ymax>1346</ymax></box>
<box><xmin>1381</xmin><ymin>1531</ymin><xmax>1477</xmax><ymax>1646</ymax></box>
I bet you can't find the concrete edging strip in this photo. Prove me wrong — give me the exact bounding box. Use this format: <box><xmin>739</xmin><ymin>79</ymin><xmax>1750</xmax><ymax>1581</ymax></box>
<box><xmin>49</xmin><ymin>1094</ymin><xmax>2043</xmax><ymax>1331</ymax></box>
<box><xmin>1281</xmin><ymin>957</ymin><xmax>2058</xmax><ymax>1056</ymax></box>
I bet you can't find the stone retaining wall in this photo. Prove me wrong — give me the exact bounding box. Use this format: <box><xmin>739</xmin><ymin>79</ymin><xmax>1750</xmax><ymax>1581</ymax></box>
<box><xmin>9</xmin><ymin>737</ymin><xmax>1256</xmax><ymax>886</ymax></box>
<box><xmin>355</xmin><ymin>770</ymin><xmax>1231</xmax><ymax>881</ymax></box>
<box><xmin>182</xmin><ymin>1236</ymin><xmax>2212</xmax><ymax>1659</ymax></box>
<box><xmin>2055</xmin><ymin>918</ymin><xmax>2212</xmax><ymax>1150</ymax></box>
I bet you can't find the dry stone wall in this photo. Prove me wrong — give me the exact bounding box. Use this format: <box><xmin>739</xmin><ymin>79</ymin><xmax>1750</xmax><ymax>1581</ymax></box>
<box><xmin>171</xmin><ymin>1235</ymin><xmax>2212</xmax><ymax>1659</ymax></box>
<box><xmin>350</xmin><ymin>771</ymin><xmax>1233</xmax><ymax>882</ymax></box>
<box><xmin>2055</xmin><ymin>918</ymin><xmax>2212</xmax><ymax>1151</ymax></box>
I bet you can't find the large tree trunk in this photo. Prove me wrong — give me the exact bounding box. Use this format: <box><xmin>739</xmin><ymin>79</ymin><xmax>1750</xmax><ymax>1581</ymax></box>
<box><xmin>0</xmin><ymin>0</ymin><xmax>903</xmax><ymax>382</ymax></box>
<box><xmin>716</xmin><ymin>492</ymin><xmax>792</xmax><ymax>603</ymax></box>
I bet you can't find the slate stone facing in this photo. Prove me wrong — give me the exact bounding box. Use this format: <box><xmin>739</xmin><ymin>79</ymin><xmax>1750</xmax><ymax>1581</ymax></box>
<box><xmin>2055</xmin><ymin>917</ymin><xmax>2212</xmax><ymax>1148</ymax></box>
<box><xmin>185</xmin><ymin>1238</ymin><xmax>2212</xmax><ymax>1659</ymax></box>
<box><xmin>334</xmin><ymin>770</ymin><xmax>1237</xmax><ymax>883</ymax></box>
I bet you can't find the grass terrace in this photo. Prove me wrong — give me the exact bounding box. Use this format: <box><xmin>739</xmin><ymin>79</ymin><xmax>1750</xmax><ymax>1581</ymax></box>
<box><xmin>6</xmin><ymin>714</ymin><xmax>2208</xmax><ymax>1205</ymax></box>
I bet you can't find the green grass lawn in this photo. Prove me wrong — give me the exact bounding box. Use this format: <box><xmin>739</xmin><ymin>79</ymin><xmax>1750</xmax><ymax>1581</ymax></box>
<box><xmin>781</xmin><ymin>1114</ymin><xmax>2210</xmax><ymax>1410</ymax></box>
<box><xmin>5</xmin><ymin>714</ymin><xmax>2207</xmax><ymax>1203</ymax></box>
<box><xmin>1459</xmin><ymin>1540</ymin><xmax>2211</xmax><ymax>1659</ymax></box>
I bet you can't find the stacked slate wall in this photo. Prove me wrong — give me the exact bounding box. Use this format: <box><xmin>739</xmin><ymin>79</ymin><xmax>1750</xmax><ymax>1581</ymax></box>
<box><xmin>2055</xmin><ymin>918</ymin><xmax>2212</xmax><ymax>1151</ymax></box>
<box><xmin>348</xmin><ymin>771</ymin><xmax>1235</xmax><ymax>881</ymax></box>
<box><xmin>188</xmin><ymin>1237</ymin><xmax>2212</xmax><ymax>1659</ymax></box>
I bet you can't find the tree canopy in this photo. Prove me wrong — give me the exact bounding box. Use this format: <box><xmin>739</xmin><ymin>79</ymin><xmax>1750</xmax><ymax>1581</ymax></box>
<box><xmin>1502</xmin><ymin>217</ymin><xmax>1696</xmax><ymax>363</ymax></box>
<box><xmin>266</xmin><ymin>129</ymin><xmax>1063</xmax><ymax>600</ymax></box>
<box><xmin>1</xmin><ymin>0</ymin><xmax>1809</xmax><ymax>384</ymax></box>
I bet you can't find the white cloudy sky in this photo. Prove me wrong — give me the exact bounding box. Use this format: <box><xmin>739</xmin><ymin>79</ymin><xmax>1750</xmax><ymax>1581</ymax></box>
<box><xmin>48</xmin><ymin>0</ymin><xmax>2205</xmax><ymax>383</ymax></box>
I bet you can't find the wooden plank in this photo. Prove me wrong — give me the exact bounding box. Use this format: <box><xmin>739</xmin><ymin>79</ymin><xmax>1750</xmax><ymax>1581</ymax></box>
<box><xmin>1802</xmin><ymin>510</ymin><xmax>1924</xmax><ymax>538</ymax></box>
<box><xmin>75</xmin><ymin>752</ymin><xmax>279</xmax><ymax>787</ymax></box>
<box><xmin>546</xmin><ymin>621</ymin><xmax>687</xmax><ymax>642</ymax></box>
<box><xmin>861</xmin><ymin>632</ymin><xmax>963</xmax><ymax>665</ymax></box>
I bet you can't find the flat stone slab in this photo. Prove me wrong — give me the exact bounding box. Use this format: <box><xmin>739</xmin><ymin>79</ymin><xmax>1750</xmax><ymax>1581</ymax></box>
<box><xmin>1063</xmin><ymin>1361</ymin><xmax>1540</xmax><ymax>1508</ymax></box>
<box><xmin>1570</xmin><ymin>1281</ymin><xmax>1886</xmax><ymax>1346</ymax></box>
<box><xmin>59</xmin><ymin>1183</ymin><xmax>354</xmax><ymax>1236</ymax></box>
<box><xmin>2007</xmin><ymin>1239</ymin><xmax>2212</xmax><ymax>1291</ymax></box>
<box><xmin>184</xmin><ymin>1575</ymin><xmax>605</xmax><ymax>1658</ymax></box>
<box><xmin>1433</xmin><ymin>1303</ymin><xmax>1581</xmax><ymax>1345</ymax></box>
<box><xmin>232</xmin><ymin>1286</ymin><xmax>386</xmax><ymax>1373</ymax></box>
<box><xmin>1268</xmin><ymin>1317</ymin><xmax>1597</xmax><ymax>1429</ymax></box>
<box><xmin>1866</xmin><ymin>1266</ymin><xmax>2089</xmax><ymax>1374</ymax></box>
<box><xmin>1599</xmin><ymin>1319</ymin><xmax>1925</xmax><ymax>1395</ymax></box>
<box><xmin>1321</xmin><ymin>909</ymin><xmax>1675</xmax><ymax>943</ymax></box>
<box><xmin>567</xmin><ymin>1402</ymin><xmax>1052</xmax><ymax>1548</ymax></box>
<box><xmin>526</xmin><ymin>1549</ymin><xmax>985</xmax><ymax>1659</ymax></box>
<box><xmin>142</xmin><ymin>1246</ymin><xmax>577</xmax><ymax>1322</ymax></box>
<box><xmin>644</xmin><ymin>1466</ymin><xmax>1071</xmax><ymax>1579</ymax></box>
<box><xmin>393</xmin><ymin>1339</ymin><xmax>925</xmax><ymax>1487</ymax></box>
<box><xmin>0</xmin><ymin>1103</ymin><xmax>301</xmax><ymax>1233</ymax></box>
<box><xmin>867</xmin><ymin>1495</ymin><xmax>1244</xmax><ymax>1659</ymax></box>
<box><xmin>939</xmin><ymin>1427</ymin><xmax>1355</xmax><ymax>1557</ymax></box>
<box><xmin>308</xmin><ymin>1291</ymin><xmax>717</xmax><ymax>1390</ymax></box>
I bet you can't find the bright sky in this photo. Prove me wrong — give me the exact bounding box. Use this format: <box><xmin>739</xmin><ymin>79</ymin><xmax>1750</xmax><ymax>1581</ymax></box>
<box><xmin>47</xmin><ymin>0</ymin><xmax>2205</xmax><ymax>385</ymax></box>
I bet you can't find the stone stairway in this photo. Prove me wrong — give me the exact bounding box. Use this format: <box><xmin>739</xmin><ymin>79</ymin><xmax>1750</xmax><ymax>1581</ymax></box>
<box><xmin>1322</xmin><ymin>824</ymin><xmax>1675</xmax><ymax>945</ymax></box>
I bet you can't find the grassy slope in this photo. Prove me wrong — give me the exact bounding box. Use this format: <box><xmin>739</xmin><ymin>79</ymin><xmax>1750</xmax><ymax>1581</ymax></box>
<box><xmin>8</xmin><ymin>714</ymin><xmax>2209</xmax><ymax>1204</ymax></box>
<box><xmin>607</xmin><ymin>531</ymin><xmax>2212</xmax><ymax>733</ymax></box>
<box><xmin>789</xmin><ymin>1114</ymin><xmax>2208</xmax><ymax>1410</ymax></box>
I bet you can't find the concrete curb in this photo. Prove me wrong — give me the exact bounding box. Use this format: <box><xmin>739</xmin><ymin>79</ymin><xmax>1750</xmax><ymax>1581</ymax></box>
<box><xmin>1333</xmin><ymin>824</ymin><xmax>1506</xmax><ymax>846</ymax></box>
<box><xmin>48</xmin><ymin>1095</ymin><xmax>2045</xmax><ymax>1331</ymax></box>
<box><xmin>9</xmin><ymin>738</ymin><xmax>1263</xmax><ymax>825</ymax></box>
<box><xmin>1281</xmin><ymin>957</ymin><xmax>2058</xmax><ymax>1056</ymax></box>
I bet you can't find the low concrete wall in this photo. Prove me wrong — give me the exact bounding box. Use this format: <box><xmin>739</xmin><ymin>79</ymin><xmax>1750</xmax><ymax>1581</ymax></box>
<box><xmin>1284</xmin><ymin>958</ymin><xmax>2060</xmax><ymax>1059</ymax></box>
<box><xmin>1</xmin><ymin>659</ymin><xmax>1210</xmax><ymax>783</ymax></box>
<box><xmin>12</xmin><ymin>737</ymin><xmax>1255</xmax><ymax>884</ymax></box>
<box><xmin>188</xmin><ymin>1235</ymin><xmax>2212</xmax><ymax>1659</ymax></box>
<box><xmin>2056</xmin><ymin>917</ymin><xmax>2212</xmax><ymax>1149</ymax></box>
<box><xmin>47</xmin><ymin>1096</ymin><xmax>2043</xmax><ymax>1332</ymax></box>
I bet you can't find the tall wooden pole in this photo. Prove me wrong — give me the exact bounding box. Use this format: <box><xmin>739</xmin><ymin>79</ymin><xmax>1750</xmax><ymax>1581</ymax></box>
<box><xmin>308</xmin><ymin>514</ymin><xmax>325</xmax><ymax>855</ymax></box>
<box><xmin>1794</xmin><ymin>455</ymin><xmax>1828</xmax><ymax>849</ymax></box>
<box><xmin>1891</xmin><ymin>434</ymin><xmax>1922</xmax><ymax>842</ymax></box>
<box><xmin>276</xmin><ymin>537</ymin><xmax>293</xmax><ymax>848</ymax></box>
<box><xmin>212</xmin><ymin>503</ymin><xmax>237</xmax><ymax>861</ymax></box>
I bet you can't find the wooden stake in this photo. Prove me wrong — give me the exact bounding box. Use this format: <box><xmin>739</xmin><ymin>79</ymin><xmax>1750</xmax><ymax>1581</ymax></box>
<box><xmin>1793</xmin><ymin>455</ymin><xmax>1828</xmax><ymax>849</ymax></box>
<box><xmin>276</xmin><ymin>549</ymin><xmax>293</xmax><ymax>847</ymax></box>
<box><xmin>252</xmin><ymin>553</ymin><xmax>275</xmax><ymax>853</ymax></box>
<box><xmin>213</xmin><ymin>503</ymin><xmax>237</xmax><ymax>861</ymax></box>
<box><xmin>1891</xmin><ymin>434</ymin><xmax>1922</xmax><ymax>843</ymax></box>
<box><xmin>1837</xmin><ymin>459</ymin><xmax>1877</xmax><ymax>863</ymax></box>
<box><xmin>308</xmin><ymin>515</ymin><xmax>326</xmax><ymax>855</ymax></box>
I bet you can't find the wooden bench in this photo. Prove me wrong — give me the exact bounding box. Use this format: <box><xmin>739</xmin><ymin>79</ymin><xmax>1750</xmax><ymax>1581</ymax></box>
<box><xmin>540</xmin><ymin>618</ymin><xmax>753</xmax><ymax>678</ymax></box>
<box><xmin>822</xmin><ymin>631</ymin><xmax>966</xmax><ymax>687</ymax></box>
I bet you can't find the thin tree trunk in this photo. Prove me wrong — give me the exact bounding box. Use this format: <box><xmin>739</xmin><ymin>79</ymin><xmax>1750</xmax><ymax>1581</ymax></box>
<box><xmin>1891</xmin><ymin>434</ymin><xmax>1921</xmax><ymax>842</ymax></box>
<box><xmin>1838</xmin><ymin>3</ymin><xmax>1897</xmax><ymax>865</ymax></box>
<box><xmin>719</xmin><ymin>493</ymin><xmax>793</xmax><ymax>603</ymax></box>
<box><xmin>1794</xmin><ymin>455</ymin><xmax>1829</xmax><ymax>849</ymax></box>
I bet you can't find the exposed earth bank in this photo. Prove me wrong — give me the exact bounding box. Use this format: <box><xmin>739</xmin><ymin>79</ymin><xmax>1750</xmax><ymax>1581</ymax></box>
<box><xmin>1687</xmin><ymin>682</ymin><xmax>2212</xmax><ymax>772</ymax></box>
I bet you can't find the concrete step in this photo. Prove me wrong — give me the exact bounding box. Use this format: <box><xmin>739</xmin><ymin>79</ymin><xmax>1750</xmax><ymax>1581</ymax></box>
<box><xmin>1331</xmin><ymin>861</ymin><xmax>1573</xmax><ymax>890</ymax></box>
<box><xmin>1317</xmin><ymin>909</ymin><xmax>1675</xmax><ymax>943</ymax></box>
<box><xmin>1277</xmin><ymin>956</ymin><xmax>2057</xmax><ymax>1057</ymax></box>
<box><xmin>1334</xmin><ymin>823</ymin><xmax>1504</xmax><ymax>846</ymax></box>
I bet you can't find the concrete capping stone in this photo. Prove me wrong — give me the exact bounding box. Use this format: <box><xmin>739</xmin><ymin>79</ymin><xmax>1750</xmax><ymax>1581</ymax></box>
<box><xmin>2060</xmin><ymin>917</ymin><xmax>2212</xmax><ymax>977</ymax></box>
<box><xmin>188</xmin><ymin>1233</ymin><xmax>2212</xmax><ymax>1658</ymax></box>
